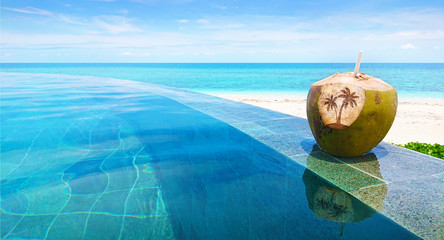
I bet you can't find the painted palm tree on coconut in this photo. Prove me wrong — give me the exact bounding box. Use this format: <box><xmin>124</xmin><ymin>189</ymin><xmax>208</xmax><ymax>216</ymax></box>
<box><xmin>323</xmin><ymin>87</ymin><xmax>359</xmax><ymax>128</ymax></box>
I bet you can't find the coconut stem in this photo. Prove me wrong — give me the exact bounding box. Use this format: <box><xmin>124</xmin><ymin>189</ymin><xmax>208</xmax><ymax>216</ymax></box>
<box><xmin>353</xmin><ymin>50</ymin><xmax>363</xmax><ymax>77</ymax></box>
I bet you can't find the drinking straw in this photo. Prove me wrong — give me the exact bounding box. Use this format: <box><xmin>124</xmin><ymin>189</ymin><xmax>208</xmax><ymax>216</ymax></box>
<box><xmin>353</xmin><ymin>50</ymin><xmax>363</xmax><ymax>77</ymax></box>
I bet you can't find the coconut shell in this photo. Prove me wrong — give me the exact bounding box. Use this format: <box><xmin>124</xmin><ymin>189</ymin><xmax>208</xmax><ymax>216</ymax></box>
<box><xmin>307</xmin><ymin>72</ymin><xmax>397</xmax><ymax>157</ymax></box>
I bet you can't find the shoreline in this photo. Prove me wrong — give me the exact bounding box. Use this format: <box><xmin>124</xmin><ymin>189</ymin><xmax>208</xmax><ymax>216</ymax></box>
<box><xmin>204</xmin><ymin>91</ymin><xmax>444</xmax><ymax>145</ymax></box>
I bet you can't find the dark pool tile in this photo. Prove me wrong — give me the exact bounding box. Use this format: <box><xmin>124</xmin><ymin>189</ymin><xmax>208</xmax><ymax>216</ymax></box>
<box><xmin>376</xmin><ymin>176</ymin><xmax>443</xmax><ymax>240</ymax></box>
<box><xmin>348</xmin><ymin>184</ymin><xmax>388</xmax><ymax>213</ymax></box>
<box><xmin>287</xmin><ymin>154</ymin><xmax>310</xmax><ymax>167</ymax></box>
<box><xmin>338</xmin><ymin>143</ymin><xmax>444</xmax><ymax>183</ymax></box>
<box><xmin>255</xmin><ymin>133</ymin><xmax>310</xmax><ymax>157</ymax></box>
<box><xmin>292</xmin><ymin>150</ymin><xmax>385</xmax><ymax>192</ymax></box>
<box><xmin>331</xmin><ymin>153</ymin><xmax>387</xmax><ymax>182</ymax></box>
<box><xmin>230</xmin><ymin>122</ymin><xmax>279</xmax><ymax>138</ymax></box>
<box><xmin>185</xmin><ymin>102</ymin><xmax>292</xmax><ymax>124</ymax></box>
<box><xmin>253</xmin><ymin>134</ymin><xmax>316</xmax><ymax>158</ymax></box>
<box><xmin>231</xmin><ymin>121</ymin><xmax>313</xmax><ymax>153</ymax></box>
<box><xmin>252</xmin><ymin>117</ymin><xmax>311</xmax><ymax>135</ymax></box>
<box><xmin>159</xmin><ymin>89</ymin><xmax>297</xmax><ymax>128</ymax></box>
<box><xmin>230</xmin><ymin>121</ymin><xmax>317</xmax><ymax>159</ymax></box>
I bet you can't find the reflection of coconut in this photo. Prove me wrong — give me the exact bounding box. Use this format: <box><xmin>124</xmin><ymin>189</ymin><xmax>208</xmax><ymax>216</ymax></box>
<box><xmin>305</xmin><ymin>146</ymin><xmax>388</xmax><ymax>214</ymax></box>
<box><xmin>303</xmin><ymin>169</ymin><xmax>375</xmax><ymax>224</ymax></box>
<box><xmin>313</xmin><ymin>186</ymin><xmax>354</xmax><ymax>223</ymax></box>
<box><xmin>306</xmin><ymin>72</ymin><xmax>397</xmax><ymax>157</ymax></box>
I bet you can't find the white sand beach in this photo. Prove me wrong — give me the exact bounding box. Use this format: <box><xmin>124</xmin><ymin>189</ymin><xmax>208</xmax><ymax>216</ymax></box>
<box><xmin>209</xmin><ymin>92</ymin><xmax>444</xmax><ymax>145</ymax></box>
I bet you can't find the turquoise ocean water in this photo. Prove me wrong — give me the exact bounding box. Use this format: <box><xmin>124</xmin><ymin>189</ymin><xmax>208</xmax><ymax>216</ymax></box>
<box><xmin>1</xmin><ymin>63</ymin><xmax>443</xmax><ymax>101</ymax></box>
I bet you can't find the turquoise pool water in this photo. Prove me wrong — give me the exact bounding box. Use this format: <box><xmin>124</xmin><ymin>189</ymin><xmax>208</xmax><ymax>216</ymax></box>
<box><xmin>0</xmin><ymin>73</ymin><xmax>421</xmax><ymax>239</ymax></box>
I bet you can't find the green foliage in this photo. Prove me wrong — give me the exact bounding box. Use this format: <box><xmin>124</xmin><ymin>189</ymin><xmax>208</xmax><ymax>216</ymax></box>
<box><xmin>395</xmin><ymin>142</ymin><xmax>444</xmax><ymax>159</ymax></box>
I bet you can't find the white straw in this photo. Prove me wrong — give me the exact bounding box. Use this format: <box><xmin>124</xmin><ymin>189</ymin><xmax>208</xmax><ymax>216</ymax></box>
<box><xmin>353</xmin><ymin>50</ymin><xmax>363</xmax><ymax>77</ymax></box>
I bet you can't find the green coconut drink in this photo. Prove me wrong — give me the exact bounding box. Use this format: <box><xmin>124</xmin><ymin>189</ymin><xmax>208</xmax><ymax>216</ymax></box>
<box><xmin>306</xmin><ymin>51</ymin><xmax>397</xmax><ymax>157</ymax></box>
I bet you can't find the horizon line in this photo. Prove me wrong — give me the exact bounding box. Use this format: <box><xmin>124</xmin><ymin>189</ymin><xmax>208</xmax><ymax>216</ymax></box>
<box><xmin>1</xmin><ymin>62</ymin><xmax>444</xmax><ymax>64</ymax></box>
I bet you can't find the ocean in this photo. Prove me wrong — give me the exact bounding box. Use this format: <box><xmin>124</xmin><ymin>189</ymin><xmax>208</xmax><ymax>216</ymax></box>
<box><xmin>1</xmin><ymin>63</ymin><xmax>443</xmax><ymax>102</ymax></box>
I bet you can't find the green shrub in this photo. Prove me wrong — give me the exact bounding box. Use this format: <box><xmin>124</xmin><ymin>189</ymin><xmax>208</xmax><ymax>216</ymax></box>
<box><xmin>395</xmin><ymin>142</ymin><xmax>444</xmax><ymax>159</ymax></box>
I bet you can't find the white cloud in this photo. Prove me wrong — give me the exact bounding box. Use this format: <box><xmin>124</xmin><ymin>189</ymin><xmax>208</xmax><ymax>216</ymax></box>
<box><xmin>0</xmin><ymin>31</ymin><xmax>201</xmax><ymax>49</ymax></box>
<box><xmin>192</xmin><ymin>17</ymin><xmax>245</xmax><ymax>30</ymax></box>
<box><xmin>210</xmin><ymin>30</ymin><xmax>323</xmax><ymax>43</ymax></box>
<box><xmin>58</xmin><ymin>14</ymin><xmax>84</xmax><ymax>25</ymax></box>
<box><xmin>119</xmin><ymin>9</ymin><xmax>129</xmax><ymax>15</ymax></box>
<box><xmin>214</xmin><ymin>5</ymin><xmax>228</xmax><ymax>10</ymax></box>
<box><xmin>362</xmin><ymin>30</ymin><xmax>444</xmax><ymax>41</ymax></box>
<box><xmin>94</xmin><ymin>16</ymin><xmax>143</xmax><ymax>34</ymax></box>
<box><xmin>1</xmin><ymin>6</ymin><xmax>52</xmax><ymax>16</ymax></box>
<box><xmin>87</xmin><ymin>31</ymin><xmax>102</xmax><ymax>35</ymax></box>
<box><xmin>198</xmin><ymin>23</ymin><xmax>245</xmax><ymax>30</ymax></box>
<box><xmin>388</xmin><ymin>31</ymin><xmax>421</xmax><ymax>38</ymax></box>
<box><xmin>120</xmin><ymin>51</ymin><xmax>151</xmax><ymax>56</ymax></box>
<box><xmin>311</xmin><ymin>8</ymin><xmax>444</xmax><ymax>31</ymax></box>
<box><xmin>2</xmin><ymin>6</ymin><xmax>444</xmax><ymax>62</ymax></box>
<box><xmin>128</xmin><ymin>0</ymin><xmax>154</xmax><ymax>3</ymax></box>
<box><xmin>401</xmin><ymin>43</ymin><xmax>417</xmax><ymax>49</ymax></box>
<box><xmin>197</xmin><ymin>19</ymin><xmax>209</xmax><ymax>24</ymax></box>
<box><xmin>387</xmin><ymin>30</ymin><xmax>444</xmax><ymax>40</ymax></box>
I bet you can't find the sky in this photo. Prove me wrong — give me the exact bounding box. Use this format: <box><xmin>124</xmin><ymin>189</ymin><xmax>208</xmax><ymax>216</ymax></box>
<box><xmin>1</xmin><ymin>0</ymin><xmax>444</xmax><ymax>63</ymax></box>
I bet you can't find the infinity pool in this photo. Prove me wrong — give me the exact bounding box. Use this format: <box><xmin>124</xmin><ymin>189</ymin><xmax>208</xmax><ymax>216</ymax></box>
<box><xmin>0</xmin><ymin>73</ymin><xmax>422</xmax><ymax>239</ymax></box>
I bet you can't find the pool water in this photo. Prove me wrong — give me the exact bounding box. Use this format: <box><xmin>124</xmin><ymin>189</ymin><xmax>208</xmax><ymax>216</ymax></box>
<box><xmin>1</xmin><ymin>73</ymin><xmax>419</xmax><ymax>239</ymax></box>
